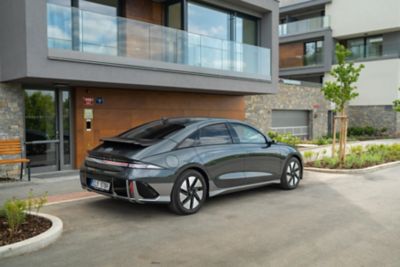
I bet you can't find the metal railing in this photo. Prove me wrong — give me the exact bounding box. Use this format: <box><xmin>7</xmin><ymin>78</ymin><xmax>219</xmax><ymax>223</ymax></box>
<box><xmin>271</xmin><ymin>126</ymin><xmax>309</xmax><ymax>137</ymax></box>
<box><xmin>279</xmin><ymin>16</ymin><xmax>330</xmax><ymax>37</ymax></box>
<box><xmin>47</xmin><ymin>3</ymin><xmax>271</xmax><ymax>79</ymax></box>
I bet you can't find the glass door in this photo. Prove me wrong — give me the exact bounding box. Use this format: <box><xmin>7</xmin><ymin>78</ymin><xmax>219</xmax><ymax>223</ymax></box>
<box><xmin>25</xmin><ymin>88</ymin><xmax>73</xmax><ymax>173</ymax></box>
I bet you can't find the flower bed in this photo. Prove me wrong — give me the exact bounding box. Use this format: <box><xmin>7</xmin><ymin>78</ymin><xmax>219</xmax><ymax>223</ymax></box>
<box><xmin>0</xmin><ymin>214</ymin><xmax>51</xmax><ymax>246</ymax></box>
<box><xmin>0</xmin><ymin>191</ymin><xmax>48</xmax><ymax>247</ymax></box>
<box><xmin>306</xmin><ymin>144</ymin><xmax>400</xmax><ymax>169</ymax></box>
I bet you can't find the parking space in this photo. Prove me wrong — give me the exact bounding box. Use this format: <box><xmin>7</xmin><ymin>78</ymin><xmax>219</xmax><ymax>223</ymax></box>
<box><xmin>2</xmin><ymin>166</ymin><xmax>400</xmax><ymax>267</ymax></box>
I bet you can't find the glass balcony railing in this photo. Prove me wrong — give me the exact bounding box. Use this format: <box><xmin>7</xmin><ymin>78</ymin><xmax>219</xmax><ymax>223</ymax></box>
<box><xmin>280</xmin><ymin>52</ymin><xmax>324</xmax><ymax>69</ymax></box>
<box><xmin>280</xmin><ymin>0</ymin><xmax>314</xmax><ymax>7</ymax></box>
<box><xmin>279</xmin><ymin>16</ymin><xmax>330</xmax><ymax>37</ymax></box>
<box><xmin>47</xmin><ymin>3</ymin><xmax>271</xmax><ymax>79</ymax></box>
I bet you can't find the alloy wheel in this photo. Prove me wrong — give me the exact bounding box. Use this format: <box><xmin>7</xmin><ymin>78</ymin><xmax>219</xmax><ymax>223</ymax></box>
<box><xmin>179</xmin><ymin>175</ymin><xmax>204</xmax><ymax>210</ymax></box>
<box><xmin>286</xmin><ymin>160</ymin><xmax>301</xmax><ymax>187</ymax></box>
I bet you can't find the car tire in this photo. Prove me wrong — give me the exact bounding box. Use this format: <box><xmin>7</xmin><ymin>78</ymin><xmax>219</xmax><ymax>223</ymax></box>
<box><xmin>280</xmin><ymin>157</ymin><xmax>302</xmax><ymax>190</ymax></box>
<box><xmin>169</xmin><ymin>169</ymin><xmax>207</xmax><ymax>215</ymax></box>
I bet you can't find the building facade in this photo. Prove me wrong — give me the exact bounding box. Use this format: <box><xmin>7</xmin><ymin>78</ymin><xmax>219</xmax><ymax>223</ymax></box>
<box><xmin>0</xmin><ymin>0</ymin><xmax>279</xmax><ymax>175</ymax></box>
<box><xmin>278</xmin><ymin>0</ymin><xmax>400</xmax><ymax>134</ymax></box>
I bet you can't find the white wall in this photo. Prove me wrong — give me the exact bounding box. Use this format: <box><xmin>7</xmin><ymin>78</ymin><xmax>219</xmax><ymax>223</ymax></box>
<box><xmin>324</xmin><ymin>59</ymin><xmax>400</xmax><ymax>106</ymax></box>
<box><xmin>326</xmin><ymin>0</ymin><xmax>400</xmax><ymax>38</ymax></box>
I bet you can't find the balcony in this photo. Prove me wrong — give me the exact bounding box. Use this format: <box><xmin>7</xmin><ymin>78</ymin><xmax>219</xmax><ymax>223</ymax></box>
<box><xmin>47</xmin><ymin>3</ymin><xmax>271</xmax><ymax>81</ymax></box>
<box><xmin>279</xmin><ymin>16</ymin><xmax>330</xmax><ymax>37</ymax></box>
<box><xmin>280</xmin><ymin>53</ymin><xmax>324</xmax><ymax>69</ymax></box>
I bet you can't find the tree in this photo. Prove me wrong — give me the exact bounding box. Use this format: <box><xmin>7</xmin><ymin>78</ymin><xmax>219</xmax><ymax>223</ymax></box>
<box><xmin>394</xmin><ymin>88</ymin><xmax>400</xmax><ymax>112</ymax></box>
<box><xmin>321</xmin><ymin>44</ymin><xmax>364</xmax><ymax>164</ymax></box>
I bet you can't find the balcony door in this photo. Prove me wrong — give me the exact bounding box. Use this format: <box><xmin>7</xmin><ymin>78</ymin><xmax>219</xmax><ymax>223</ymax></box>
<box><xmin>25</xmin><ymin>89</ymin><xmax>73</xmax><ymax>173</ymax></box>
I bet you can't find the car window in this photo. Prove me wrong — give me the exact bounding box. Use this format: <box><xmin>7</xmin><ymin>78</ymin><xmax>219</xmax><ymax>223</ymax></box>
<box><xmin>119</xmin><ymin>121</ymin><xmax>185</xmax><ymax>142</ymax></box>
<box><xmin>178</xmin><ymin>132</ymin><xmax>198</xmax><ymax>149</ymax></box>
<box><xmin>230</xmin><ymin>123</ymin><xmax>265</xmax><ymax>144</ymax></box>
<box><xmin>199</xmin><ymin>123</ymin><xmax>232</xmax><ymax>146</ymax></box>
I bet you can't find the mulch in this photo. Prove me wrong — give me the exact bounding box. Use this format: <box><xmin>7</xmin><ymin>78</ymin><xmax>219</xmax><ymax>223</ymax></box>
<box><xmin>0</xmin><ymin>214</ymin><xmax>52</xmax><ymax>246</ymax></box>
<box><xmin>0</xmin><ymin>177</ymin><xmax>18</xmax><ymax>183</ymax></box>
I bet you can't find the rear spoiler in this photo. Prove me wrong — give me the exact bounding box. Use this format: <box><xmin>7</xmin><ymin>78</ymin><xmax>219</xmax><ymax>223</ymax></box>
<box><xmin>101</xmin><ymin>137</ymin><xmax>153</xmax><ymax>147</ymax></box>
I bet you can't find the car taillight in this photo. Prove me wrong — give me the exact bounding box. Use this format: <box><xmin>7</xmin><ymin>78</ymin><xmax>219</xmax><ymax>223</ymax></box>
<box><xmin>85</xmin><ymin>157</ymin><xmax>162</xmax><ymax>169</ymax></box>
<box><xmin>128</xmin><ymin>163</ymin><xmax>162</xmax><ymax>169</ymax></box>
<box><xmin>129</xmin><ymin>181</ymin><xmax>134</xmax><ymax>196</ymax></box>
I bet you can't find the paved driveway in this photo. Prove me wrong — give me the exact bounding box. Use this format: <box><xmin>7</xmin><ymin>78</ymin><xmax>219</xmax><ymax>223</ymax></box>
<box><xmin>2</xmin><ymin>166</ymin><xmax>400</xmax><ymax>267</ymax></box>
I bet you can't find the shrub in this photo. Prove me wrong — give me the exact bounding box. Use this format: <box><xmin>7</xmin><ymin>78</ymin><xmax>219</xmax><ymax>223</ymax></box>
<box><xmin>347</xmin><ymin>126</ymin><xmax>389</xmax><ymax>137</ymax></box>
<box><xmin>268</xmin><ymin>131</ymin><xmax>300</xmax><ymax>147</ymax></box>
<box><xmin>303</xmin><ymin>151</ymin><xmax>314</xmax><ymax>161</ymax></box>
<box><xmin>350</xmin><ymin>145</ymin><xmax>363</xmax><ymax>155</ymax></box>
<box><xmin>1</xmin><ymin>190</ymin><xmax>48</xmax><ymax>237</ymax></box>
<box><xmin>3</xmin><ymin>198</ymin><xmax>27</xmax><ymax>236</ymax></box>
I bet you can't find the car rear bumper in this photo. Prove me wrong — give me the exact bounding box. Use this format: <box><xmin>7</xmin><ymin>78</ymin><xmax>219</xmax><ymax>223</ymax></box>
<box><xmin>80</xmin><ymin>169</ymin><xmax>173</xmax><ymax>204</ymax></box>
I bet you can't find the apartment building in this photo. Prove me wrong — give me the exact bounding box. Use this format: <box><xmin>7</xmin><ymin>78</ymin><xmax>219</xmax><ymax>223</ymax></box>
<box><xmin>0</xmin><ymin>0</ymin><xmax>279</xmax><ymax>174</ymax></box>
<box><xmin>279</xmin><ymin>0</ymin><xmax>400</xmax><ymax>134</ymax></box>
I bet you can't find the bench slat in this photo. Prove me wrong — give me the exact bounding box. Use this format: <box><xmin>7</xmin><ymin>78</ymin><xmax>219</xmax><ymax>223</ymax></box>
<box><xmin>0</xmin><ymin>148</ymin><xmax>22</xmax><ymax>152</ymax></box>
<box><xmin>0</xmin><ymin>158</ymin><xmax>30</xmax><ymax>164</ymax></box>
<box><xmin>0</xmin><ymin>139</ymin><xmax>20</xmax><ymax>144</ymax></box>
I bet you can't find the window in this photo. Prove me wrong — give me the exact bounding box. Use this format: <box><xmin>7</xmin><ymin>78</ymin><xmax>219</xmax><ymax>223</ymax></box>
<box><xmin>230</xmin><ymin>124</ymin><xmax>265</xmax><ymax>144</ymax></box>
<box><xmin>167</xmin><ymin>2</ymin><xmax>182</xmax><ymax>30</ymax></box>
<box><xmin>187</xmin><ymin>1</ymin><xmax>258</xmax><ymax>44</ymax></box>
<box><xmin>120</xmin><ymin>122</ymin><xmax>185</xmax><ymax>142</ymax></box>
<box><xmin>178</xmin><ymin>132</ymin><xmax>198</xmax><ymax>149</ymax></box>
<box><xmin>347</xmin><ymin>38</ymin><xmax>365</xmax><ymax>60</ymax></box>
<box><xmin>366</xmin><ymin>37</ymin><xmax>383</xmax><ymax>58</ymax></box>
<box><xmin>346</xmin><ymin>36</ymin><xmax>383</xmax><ymax>60</ymax></box>
<box><xmin>304</xmin><ymin>40</ymin><xmax>323</xmax><ymax>66</ymax></box>
<box><xmin>236</xmin><ymin>15</ymin><xmax>258</xmax><ymax>46</ymax></box>
<box><xmin>199</xmin><ymin>124</ymin><xmax>232</xmax><ymax>146</ymax></box>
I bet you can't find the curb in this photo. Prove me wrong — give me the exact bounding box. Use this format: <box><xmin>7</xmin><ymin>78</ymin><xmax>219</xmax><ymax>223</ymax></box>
<box><xmin>305</xmin><ymin>161</ymin><xmax>400</xmax><ymax>174</ymax></box>
<box><xmin>0</xmin><ymin>212</ymin><xmax>63</xmax><ymax>259</ymax></box>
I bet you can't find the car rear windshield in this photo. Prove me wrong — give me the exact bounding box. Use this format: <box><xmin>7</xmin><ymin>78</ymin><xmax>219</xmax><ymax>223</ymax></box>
<box><xmin>119</xmin><ymin>121</ymin><xmax>186</xmax><ymax>142</ymax></box>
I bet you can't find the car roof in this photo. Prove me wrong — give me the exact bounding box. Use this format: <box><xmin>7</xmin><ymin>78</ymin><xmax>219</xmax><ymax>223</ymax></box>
<box><xmin>157</xmin><ymin>117</ymin><xmax>246</xmax><ymax>127</ymax></box>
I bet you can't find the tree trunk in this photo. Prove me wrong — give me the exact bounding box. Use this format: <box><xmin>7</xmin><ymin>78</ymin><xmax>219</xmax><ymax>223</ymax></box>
<box><xmin>332</xmin><ymin>116</ymin><xmax>337</xmax><ymax>158</ymax></box>
<box><xmin>338</xmin><ymin>111</ymin><xmax>348</xmax><ymax>166</ymax></box>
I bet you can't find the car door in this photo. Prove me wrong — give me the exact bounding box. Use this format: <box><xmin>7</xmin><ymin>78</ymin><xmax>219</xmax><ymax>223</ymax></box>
<box><xmin>194</xmin><ymin>123</ymin><xmax>248</xmax><ymax>188</ymax></box>
<box><xmin>229</xmin><ymin>123</ymin><xmax>283</xmax><ymax>182</ymax></box>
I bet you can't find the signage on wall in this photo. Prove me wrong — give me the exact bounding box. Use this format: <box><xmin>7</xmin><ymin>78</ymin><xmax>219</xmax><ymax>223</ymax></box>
<box><xmin>96</xmin><ymin>97</ymin><xmax>104</xmax><ymax>105</ymax></box>
<box><xmin>83</xmin><ymin>97</ymin><xmax>94</xmax><ymax>106</ymax></box>
<box><xmin>313</xmin><ymin>104</ymin><xmax>321</xmax><ymax>109</ymax></box>
<box><xmin>84</xmin><ymin>109</ymin><xmax>93</xmax><ymax>120</ymax></box>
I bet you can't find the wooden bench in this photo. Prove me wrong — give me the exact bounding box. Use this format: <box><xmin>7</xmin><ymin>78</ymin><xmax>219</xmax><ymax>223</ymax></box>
<box><xmin>0</xmin><ymin>139</ymin><xmax>31</xmax><ymax>181</ymax></box>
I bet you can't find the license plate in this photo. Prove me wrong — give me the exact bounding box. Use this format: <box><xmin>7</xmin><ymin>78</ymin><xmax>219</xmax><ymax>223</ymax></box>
<box><xmin>90</xmin><ymin>179</ymin><xmax>111</xmax><ymax>192</ymax></box>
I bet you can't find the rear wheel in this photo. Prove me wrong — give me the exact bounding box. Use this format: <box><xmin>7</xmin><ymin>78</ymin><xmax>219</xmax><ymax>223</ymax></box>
<box><xmin>281</xmin><ymin>157</ymin><xmax>302</xmax><ymax>190</ymax></box>
<box><xmin>169</xmin><ymin>169</ymin><xmax>207</xmax><ymax>215</ymax></box>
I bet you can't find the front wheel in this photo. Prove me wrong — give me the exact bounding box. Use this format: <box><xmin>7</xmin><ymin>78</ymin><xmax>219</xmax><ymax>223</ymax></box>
<box><xmin>169</xmin><ymin>169</ymin><xmax>207</xmax><ymax>215</ymax></box>
<box><xmin>280</xmin><ymin>157</ymin><xmax>302</xmax><ymax>190</ymax></box>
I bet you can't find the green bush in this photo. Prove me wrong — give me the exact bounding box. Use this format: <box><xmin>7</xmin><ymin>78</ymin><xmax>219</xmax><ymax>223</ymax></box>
<box><xmin>1</xmin><ymin>190</ymin><xmax>48</xmax><ymax>237</ymax></box>
<box><xmin>347</xmin><ymin>126</ymin><xmax>388</xmax><ymax>137</ymax></box>
<box><xmin>3</xmin><ymin>198</ymin><xmax>27</xmax><ymax>236</ymax></box>
<box><xmin>303</xmin><ymin>151</ymin><xmax>314</xmax><ymax>161</ymax></box>
<box><xmin>268</xmin><ymin>131</ymin><xmax>300</xmax><ymax>147</ymax></box>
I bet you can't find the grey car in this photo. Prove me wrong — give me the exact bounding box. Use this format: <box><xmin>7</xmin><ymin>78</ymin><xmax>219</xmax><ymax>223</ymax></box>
<box><xmin>80</xmin><ymin>117</ymin><xmax>303</xmax><ymax>215</ymax></box>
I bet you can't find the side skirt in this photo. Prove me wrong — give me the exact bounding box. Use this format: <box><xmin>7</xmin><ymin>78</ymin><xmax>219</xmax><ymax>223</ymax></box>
<box><xmin>208</xmin><ymin>179</ymin><xmax>280</xmax><ymax>198</ymax></box>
